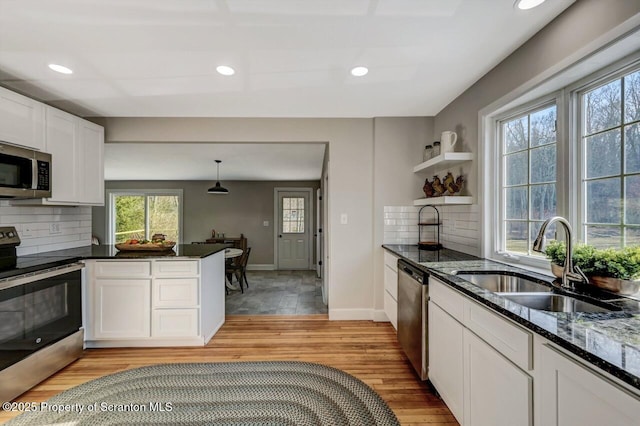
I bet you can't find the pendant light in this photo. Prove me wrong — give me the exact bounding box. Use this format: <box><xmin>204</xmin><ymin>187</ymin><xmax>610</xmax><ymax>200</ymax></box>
<box><xmin>208</xmin><ymin>160</ymin><xmax>229</xmax><ymax>194</ymax></box>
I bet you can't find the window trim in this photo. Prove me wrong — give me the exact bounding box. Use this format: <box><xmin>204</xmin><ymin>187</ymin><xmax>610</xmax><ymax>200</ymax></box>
<box><xmin>569</xmin><ymin>59</ymin><xmax>640</xmax><ymax>246</ymax></box>
<box><xmin>486</xmin><ymin>92</ymin><xmax>563</xmax><ymax>270</ymax></box>
<box><xmin>106</xmin><ymin>189</ymin><xmax>184</xmax><ymax>244</ymax></box>
<box><xmin>479</xmin><ymin>36</ymin><xmax>640</xmax><ymax>275</ymax></box>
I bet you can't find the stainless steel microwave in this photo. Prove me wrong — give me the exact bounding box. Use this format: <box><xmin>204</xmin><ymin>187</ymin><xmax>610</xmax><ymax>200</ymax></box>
<box><xmin>0</xmin><ymin>142</ymin><xmax>51</xmax><ymax>198</ymax></box>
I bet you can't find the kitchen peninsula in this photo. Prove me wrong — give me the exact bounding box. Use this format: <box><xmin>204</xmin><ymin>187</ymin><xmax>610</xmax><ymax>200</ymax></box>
<box><xmin>27</xmin><ymin>244</ymin><xmax>228</xmax><ymax>348</ymax></box>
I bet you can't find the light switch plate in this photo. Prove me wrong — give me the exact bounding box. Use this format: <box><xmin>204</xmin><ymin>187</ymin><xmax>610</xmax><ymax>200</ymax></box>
<box><xmin>263</xmin><ymin>221</ymin><xmax>269</xmax><ymax>227</ymax></box>
<box><xmin>340</xmin><ymin>213</ymin><xmax>348</xmax><ymax>225</ymax></box>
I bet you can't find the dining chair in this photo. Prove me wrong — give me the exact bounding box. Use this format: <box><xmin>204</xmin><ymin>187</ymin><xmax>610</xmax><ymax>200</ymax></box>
<box><xmin>226</xmin><ymin>247</ymin><xmax>251</xmax><ymax>293</ymax></box>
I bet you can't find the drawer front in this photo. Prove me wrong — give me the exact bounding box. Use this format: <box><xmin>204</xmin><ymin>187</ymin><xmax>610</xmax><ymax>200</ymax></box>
<box><xmin>153</xmin><ymin>278</ymin><xmax>199</xmax><ymax>308</ymax></box>
<box><xmin>152</xmin><ymin>309</ymin><xmax>199</xmax><ymax>337</ymax></box>
<box><xmin>429</xmin><ymin>277</ymin><xmax>464</xmax><ymax>323</ymax></box>
<box><xmin>153</xmin><ymin>260</ymin><xmax>199</xmax><ymax>277</ymax></box>
<box><xmin>94</xmin><ymin>261</ymin><xmax>151</xmax><ymax>278</ymax></box>
<box><xmin>464</xmin><ymin>299</ymin><xmax>532</xmax><ymax>370</ymax></box>
<box><xmin>384</xmin><ymin>290</ymin><xmax>398</xmax><ymax>330</ymax></box>
<box><xmin>384</xmin><ymin>264</ymin><xmax>398</xmax><ymax>300</ymax></box>
<box><xmin>384</xmin><ymin>251</ymin><xmax>399</xmax><ymax>271</ymax></box>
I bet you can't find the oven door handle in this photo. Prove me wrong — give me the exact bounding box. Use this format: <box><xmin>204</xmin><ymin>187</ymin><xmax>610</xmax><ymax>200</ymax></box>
<box><xmin>0</xmin><ymin>262</ymin><xmax>84</xmax><ymax>291</ymax></box>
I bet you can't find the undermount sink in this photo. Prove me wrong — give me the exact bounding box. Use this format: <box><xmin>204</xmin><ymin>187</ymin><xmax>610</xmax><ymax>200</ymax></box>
<box><xmin>454</xmin><ymin>271</ymin><xmax>552</xmax><ymax>293</ymax></box>
<box><xmin>498</xmin><ymin>293</ymin><xmax>616</xmax><ymax>313</ymax></box>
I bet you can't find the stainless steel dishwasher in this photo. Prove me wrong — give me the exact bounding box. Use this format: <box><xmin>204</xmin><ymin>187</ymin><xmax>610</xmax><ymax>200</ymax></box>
<box><xmin>397</xmin><ymin>259</ymin><xmax>429</xmax><ymax>380</ymax></box>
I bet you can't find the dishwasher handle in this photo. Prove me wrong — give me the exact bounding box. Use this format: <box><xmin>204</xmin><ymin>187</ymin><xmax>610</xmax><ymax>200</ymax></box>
<box><xmin>399</xmin><ymin>261</ymin><xmax>424</xmax><ymax>284</ymax></box>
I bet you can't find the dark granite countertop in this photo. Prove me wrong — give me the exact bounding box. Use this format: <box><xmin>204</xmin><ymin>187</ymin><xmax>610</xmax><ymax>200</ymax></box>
<box><xmin>0</xmin><ymin>244</ymin><xmax>228</xmax><ymax>281</ymax></box>
<box><xmin>382</xmin><ymin>244</ymin><xmax>480</xmax><ymax>263</ymax></box>
<box><xmin>31</xmin><ymin>244</ymin><xmax>228</xmax><ymax>259</ymax></box>
<box><xmin>383</xmin><ymin>244</ymin><xmax>640</xmax><ymax>392</ymax></box>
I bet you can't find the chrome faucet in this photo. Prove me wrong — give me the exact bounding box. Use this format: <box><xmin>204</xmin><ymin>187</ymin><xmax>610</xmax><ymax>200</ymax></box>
<box><xmin>532</xmin><ymin>216</ymin><xmax>588</xmax><ymax>289</ymax></box>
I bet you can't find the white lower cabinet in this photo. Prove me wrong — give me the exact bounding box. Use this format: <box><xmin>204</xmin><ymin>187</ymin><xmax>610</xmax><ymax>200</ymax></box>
<box><xmin>463</xmin><ymin>329</ymin><xmax>532</xmax><ymax>426</ymax></box>
<box><xmin>152</xmin><ymin>309</ymin><xmax>199</xmax><ymax>338</ymax></box>
<box><xmin>84</xmin><ymin>254</ymin><xmax>225</xmax><ymax>347</ymax></box>
<box><xmin>383</xmin><ymin>251</ymin><xmax>399</xmax><ymax>329</ymax></box>
<box><xmin>94</xmin><ymin>279</ymin><xmax>151</xmax><ymax>339</ymax></box>
<box><xmin>429</xmin><ymin>301</ymin><xmax>464</xmax><ymax>424</ymax></box>
<box><xmin>538</xmin><ymin>342</ymin><xmax>640</xmax><ymax>426</ymax></box>
<box><xmin>430</xmin><ymin>277</ymin><xmax>532</xmax><ymax>426</ymax></box>
<box><xmin>429</xmin><ymin>277</ymin><xmax>640</xmax><ymax>426</ymax></box>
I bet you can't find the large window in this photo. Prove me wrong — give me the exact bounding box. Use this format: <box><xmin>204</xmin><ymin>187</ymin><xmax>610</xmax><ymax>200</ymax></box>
<box><xmin>580</xmin><ymin>69</ymin><xmax>640</xmax><ymax>248</ymax></box>
<box><xmin>107</xmin><ymin>190</ymin><xmax>183</xmax><ymax>243</ymax></box>
<box><xmin>491</xmin><ymin>60</ymin><xmax>640</xmax><ymax>265</ymax></box>
<box><xmin>499</xmin><ymin>104</ymin><xmax>557</xmax><ymax>256</ymax></box>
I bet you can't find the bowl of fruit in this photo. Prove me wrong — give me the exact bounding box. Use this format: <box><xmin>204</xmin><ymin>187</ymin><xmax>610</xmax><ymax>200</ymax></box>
<box><xmin>115</xmin><ymin>237</ymin><xmax>176</xmax><ymax>251</ymax></box>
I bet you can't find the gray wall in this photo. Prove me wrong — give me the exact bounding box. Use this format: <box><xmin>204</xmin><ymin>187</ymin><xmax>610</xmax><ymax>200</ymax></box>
<box><xmin>93</xmin><ymin>180</ymin><xmax>320</xmax><ymax>266</ymax></box>
<box><xmin>432</xmin><ymin>0</ymin><xmax>640</xmax><ymax>200</ymax></box>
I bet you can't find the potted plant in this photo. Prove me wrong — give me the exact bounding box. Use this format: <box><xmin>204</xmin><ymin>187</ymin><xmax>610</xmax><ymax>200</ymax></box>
<box><xmin>543</xmin><ymin>240</ymin><xmax>566</xmax><ymax>278</ymax></box>
<box><xmin>544</xmin><ymin>242</ymin><xmax>640</xmax><ymax>294</ymax></box>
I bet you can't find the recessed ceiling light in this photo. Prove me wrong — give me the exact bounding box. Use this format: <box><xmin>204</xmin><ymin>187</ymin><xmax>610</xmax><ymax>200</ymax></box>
<box><xmin>351</xmin><ymin>66</ymin><xmax>368</xmax><ymax>77</ymax></box>
<box><xmin>216</xmin><ymin>65</ymin><xmax>235</xmax><ymax>76</ymax></box>
<box><xmin>515</xmin><ymin>0</ymin><xmax>546</xmax><ymax>10</ymax></box>
<box><xmin>48</xmin><ymin>63</ymin><xmax>73</xmax><ymax>74</ymax></box>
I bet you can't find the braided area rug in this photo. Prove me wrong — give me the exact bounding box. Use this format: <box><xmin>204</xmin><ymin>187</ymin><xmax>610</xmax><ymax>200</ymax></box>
<box><xmin>7</xmin><ymin>361</ymin><xmax>400</xmax><ymax>425</ymax></box>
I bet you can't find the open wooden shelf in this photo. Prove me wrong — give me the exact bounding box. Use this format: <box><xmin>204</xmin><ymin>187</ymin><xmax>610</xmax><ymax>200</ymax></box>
<box><xmin>413</xmin><ymin>152</ymin><xmax>473</xmax><ymax>173</ymax></box>
<box><xmin>413</xmin><ymin>196</ymin><xmax>473</xmax><ymax>206</ymax></box>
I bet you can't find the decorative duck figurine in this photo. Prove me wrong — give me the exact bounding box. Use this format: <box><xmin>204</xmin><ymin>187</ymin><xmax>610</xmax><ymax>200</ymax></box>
<box><xmin>431</xmin><ymin>175</ymin><xmax>446</xmax><ymax>196</ymax></box>
<box><xmin>423</xmin><ymin>178</ymin><xmax>435</xmax><ymax>198</ymax></box>
<box><xmin>444</xmin><ymin>172</ymin><xmax>464</xmax><ymax>195</ymax></box>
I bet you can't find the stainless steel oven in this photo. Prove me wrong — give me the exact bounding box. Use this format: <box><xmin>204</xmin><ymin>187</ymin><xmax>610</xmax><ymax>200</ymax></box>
<box><xmin>0</xmin><ymin>263</ymin><xmax>84</xmax><ymax>402</ymax></box>
<box><xmin>0</xmin><ymin>142</ymin><xmax>51</xmax><ymax>198</ymax></box>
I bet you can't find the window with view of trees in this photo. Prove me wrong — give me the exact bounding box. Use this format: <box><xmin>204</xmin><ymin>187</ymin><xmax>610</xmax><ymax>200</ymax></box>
<box><xmin>581</xmin><ymin>69</ymin><xmax>640</xmax><ymax>248</ymax></box>
<box><xmin>493</xmin><ymin>62</ymin><xmax>640</xmax><ymax>264</ymax></box>
<box><xmin>500</xmin><ymin>104</ymin><xmax>557</xmax><ymax>256</ymax></box>
<box><xmin>109</xmin><ymin>191</ymin><xmax>182</xmax><ymax>243</ymax></box>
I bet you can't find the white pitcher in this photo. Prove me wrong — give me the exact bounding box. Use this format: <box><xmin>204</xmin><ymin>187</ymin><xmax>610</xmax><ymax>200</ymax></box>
<box><xmin>440</xmin><ymin>131</ymin><xmax>458</xmax><ymax>153</ymax></box>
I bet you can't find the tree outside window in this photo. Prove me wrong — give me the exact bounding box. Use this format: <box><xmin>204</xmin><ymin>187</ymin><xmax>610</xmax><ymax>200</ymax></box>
<box><xmin>501</xmin><ymin>104</ymin><xmax>557</xmax><ymax>255</ymax></box>
<box><xmin>581</xmin><ymin>69</ymin><xmax>640</xmax><ymax>248</ymax></box>
<box><xmin>110</xmin><ymin>191</ymin><xmax>181</xmax><ymax>243</ymax></box>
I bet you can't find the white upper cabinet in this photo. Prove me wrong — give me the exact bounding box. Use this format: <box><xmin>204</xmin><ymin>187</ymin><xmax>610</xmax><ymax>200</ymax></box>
<box><xmin>78</xmin><ymin>119</ymin><xmax>104</xmax><ymax>205</ymax></box>
<box><xmin>45</xmin><ymin>107</ymin><xmax>79</xmax><ymax>203</ymax></box>
<box><xmin>13</xmin><ymin>105</ymin><xmax>104</xmax><ymax>206</ymax></box>
<box><xmin>0</xmin><ymin>86</ymin><xmax>45</xmax><ymax>150</ymax></box>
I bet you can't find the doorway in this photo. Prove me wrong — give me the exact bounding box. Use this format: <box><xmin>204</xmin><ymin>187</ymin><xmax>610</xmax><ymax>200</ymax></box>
<box><xmin>274</xmin><ymin>188</ymin><xmax>313</xmax><ymax>270</ymax></box>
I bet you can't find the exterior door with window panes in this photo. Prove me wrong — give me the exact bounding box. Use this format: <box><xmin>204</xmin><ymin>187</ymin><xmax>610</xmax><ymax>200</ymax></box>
<box><xmin>278</xmin><ymin>191</ymin><xmax>310</xmax><ymax>269</ymax></box>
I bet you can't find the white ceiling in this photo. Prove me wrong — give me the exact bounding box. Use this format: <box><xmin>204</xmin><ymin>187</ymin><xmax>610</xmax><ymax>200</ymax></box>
<box><xmin>105</xmin><ymin>143</ymin><xmax>326</xmax><ymax>181</ymax></box>
<box><xmin>0</xmin><ymin>0</ymin><xmax>575</xmax><ymax>118</ymax></box>
<box><xmin>0</xmin><ymin>0</ymin><xmax>574</xmax><ymax>181</ymax></box>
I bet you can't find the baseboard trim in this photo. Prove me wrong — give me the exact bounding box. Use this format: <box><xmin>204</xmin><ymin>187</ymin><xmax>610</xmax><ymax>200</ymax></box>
<box><xmin>246</xmin><ymin>264</ymin><xmax>276</xmax><ymax>271</ymax></box>
<box><xmin>328</xmin><ymin>308</ymin><xmax>374</xmax><ymax>321</ymax></box>
<box><xmin>372</xmin><ymin>310</ymin><xmax>390</xmax><ymax>322</ymax></box>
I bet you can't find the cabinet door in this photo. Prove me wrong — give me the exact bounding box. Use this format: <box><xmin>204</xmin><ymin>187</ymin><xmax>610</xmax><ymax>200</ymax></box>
<box><xmin>429</xmin><ymin>300</ymin><xmax>464</xmax><ymax>424</ymax></box>
<box><xmin>383</xmin><ymin>261</ymin><xmax>397</xmax><ymax>329</ymax></box>
<box><xmin>153</xmin><ymin>278</ymin><xmax>199</xmax><ymax>308</ymax></box>
<box><xmin>77</xmin><ymin>119</ymin><xmax>104</xmax><ymax>205</ymax></box>
<box><xmin>463</xmin><ymin>329</ymin><xmax>532</xmax><ymax>426</ymax></box>
<box><xmin>94</xmin><ymin>279</ymin><xmax>151</xmax><ymax>339</ymax></box>
<box><xmin>0</xmin><ymin>87</ymin><xmax>45</xmax><ymax>150</ymax></box>
<box><xmin>383</xmin><ymin>290</ymin><xmax>397</xmax><ymax>330</ymax></box>
<box><xmin>45</xmin><ymin>106</ymin><xmax>79</xmax><ymax>202</ymax></box>
<box><xmin>152</xmin><ymin>309</ymin><xmax>199</xmax><ymax>337</ymax></box>
<box><xmin>538</xmin><ymin>343</ymin><xmax>640</xmax><ymax>426</ymax></box>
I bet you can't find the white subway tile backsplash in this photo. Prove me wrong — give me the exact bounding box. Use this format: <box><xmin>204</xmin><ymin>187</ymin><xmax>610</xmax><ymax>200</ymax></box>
<box><xmin>0</xmin><ymin>201</ymin><xmax>91</xmax><ymax>255</ymax></box>
<box><xmin>383</xmin><ymin>204</ymin><xmax>480</xmax><ymax>255</ymax></box>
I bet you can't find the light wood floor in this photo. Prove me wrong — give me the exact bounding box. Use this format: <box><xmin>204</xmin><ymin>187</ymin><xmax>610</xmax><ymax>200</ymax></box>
<box><xmin>0</xmin><ymin>316</ymin><xmax>457</xmax><ymax>425</ymax></box>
